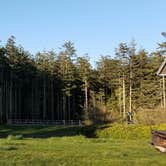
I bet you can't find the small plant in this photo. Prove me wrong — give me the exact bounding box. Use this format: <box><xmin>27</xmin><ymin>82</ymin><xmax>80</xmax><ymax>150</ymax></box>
<box><xmin>7</xmin><ymin>134</ymin><xmax>24</xmax><ymax>141</ymax></box>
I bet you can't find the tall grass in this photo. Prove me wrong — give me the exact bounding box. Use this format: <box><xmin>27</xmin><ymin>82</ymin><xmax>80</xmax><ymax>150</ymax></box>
<box><xmin>134</xmin><ymin>108</ymin><xmax>166</xmax><ymax>125</ymax></box>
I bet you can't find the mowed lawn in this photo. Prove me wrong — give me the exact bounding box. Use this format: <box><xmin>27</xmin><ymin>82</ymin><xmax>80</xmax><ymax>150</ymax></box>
<box><xmin>0</xmin><ymin>125</ymin><xmax>165</xmax><ymax>166</ymax></box>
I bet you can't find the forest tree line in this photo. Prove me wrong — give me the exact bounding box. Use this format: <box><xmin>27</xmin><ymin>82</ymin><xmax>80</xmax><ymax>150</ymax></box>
<box><xmin>0</xmin><ymin>34</ymin><xmax>166</xmax><ymax>124</ymax></box>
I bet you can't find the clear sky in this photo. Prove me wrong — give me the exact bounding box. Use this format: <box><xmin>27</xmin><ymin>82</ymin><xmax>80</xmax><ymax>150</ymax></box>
<box><xmin>0</xmin><ymin>0</ymin><xmax>166</xmax><ymax>66</ymax></box>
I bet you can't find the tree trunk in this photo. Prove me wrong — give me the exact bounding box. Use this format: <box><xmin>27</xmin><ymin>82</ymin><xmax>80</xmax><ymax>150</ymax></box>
<box><xmin>0</xmin><ymin>67</ymin><xmax>4</xmax><ymax>123</ymax></box>
<box><xmin>31</xmin><ymin>84</ymin><xmax>34</xmax><ymax>119</ymax></box>
<box><xmin>56</xmin><ymin>92</ymin><xmax>59</xmax><ymax>120</ymax></box>
<box><xmin>43</xmin><ymin>79</ymin><xmax>46</xmax><ymax>119</ymax></box>
<box><xmin>51</xmin><ymin>80</ymin><xmax>54</xmax><ymax>120</ymax></box>
<box><xmin>118</xmin><ymin>75</ymin><xmax>122</xmax><ymax>116</ymax></box>
<box><xmin>129</xmin><ymin>71</ymin><xmax>132</xmax><ymax>114</ymax></box>
<box><xmin>92</xmin><ymin>91</ymin><xmax>96</xmax><ymax>109</ymax></box>
<box><xmin>5</xmin><ymin>81</ymin><xmax>10</xmax><ymax>120</ymax></box>
<box><xmin>0</xmin><ymin>86</ymin><xmax>2</xmax><ymax>124</ymax></box>
<box><xmin>9</xmin><ymin>71</ymin><xmax>13</xmax><ymax>120</ymax></box>
<box><xmin>18</xmin><ymin>87</ymin><xmax>21</xmax><ymax>119</ymax></box>
<box><xmin>14</xmin><ymin>88</ymin><xmax>17</xmax><ymax>119</ymax></box>
<box><xmin>72</xmin><ymin>92</ymin><xmax>76</xmax><ymax>120</ymax></box>
<box><xmin>35</xmin><ymin>80</ymin><xmax>40</xmax><ymax>119</ymax></box>
<box><xmin>122</xmin><ymin>73</ymin><xmax>126</xmax><ymax>118</ymax></box>
<box><xmin>160</xmin><ymin>78</ymin><xmax>163</xmax><ymax>108</ymax></box>
<box><xmin>63</xmin><ymin>92</ymin><xmax>66</xmax><ymax>120</ymax></box>
<box><xmin>85</xmin><ymin>79</ymin><xmax>88</xmax><ymax>112</ymax></box>
<box><xmin>68</xmin><ymin>95</ymin><xmax>70</xmax><ymax>121</ymax></box>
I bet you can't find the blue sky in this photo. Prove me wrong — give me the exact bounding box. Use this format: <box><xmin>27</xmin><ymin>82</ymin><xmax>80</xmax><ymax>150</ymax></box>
<box><xmin>0</xmin><ymin>0</ymin><xmax>166</xmax><ymax>66</ymax></box>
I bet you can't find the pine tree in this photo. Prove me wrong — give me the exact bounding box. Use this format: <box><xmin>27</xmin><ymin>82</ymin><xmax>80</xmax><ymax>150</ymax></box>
<box><xmin>76</xmin><ymin>56</ymin><xmax>91</xmax><ymax>121</ymax></box>
<box><xmin>115</xmin><ymin>43</ymin><xmax>129</xmax><ymax>118</ymax></box>
<box><xmin>57</xmin><ymin>41</ymin><xmax>76</xmax><ymax>121</ymax></box>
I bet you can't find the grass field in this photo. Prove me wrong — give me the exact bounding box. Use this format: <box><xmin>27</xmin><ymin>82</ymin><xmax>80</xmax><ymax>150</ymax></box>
<box><xmin>0</xmin><ymin>125</ymin><xmax>166</xmax><ymax>166</ymax></box>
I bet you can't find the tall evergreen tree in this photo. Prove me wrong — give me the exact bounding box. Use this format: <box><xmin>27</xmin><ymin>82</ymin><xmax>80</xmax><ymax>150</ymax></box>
<box><xmin>57</xmin><ymin>41</ymin><xmax>76</xmax><ymax>120</ymax></box>
<box><xmin>116</xmin><ymin>43</ymin><xmax>129</xmax><ymax>117</ymax></box>
<box><xmin>76</xmin><ymin>56</ymin><xmax>91</xmax><ymax>121</ymax></box>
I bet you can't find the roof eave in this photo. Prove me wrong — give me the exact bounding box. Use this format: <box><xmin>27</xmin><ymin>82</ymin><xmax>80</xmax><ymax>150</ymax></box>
<box><xmin>157</xmin><ymin>59</ymin><xmax>166</xmax><ymax>75</ymax></box>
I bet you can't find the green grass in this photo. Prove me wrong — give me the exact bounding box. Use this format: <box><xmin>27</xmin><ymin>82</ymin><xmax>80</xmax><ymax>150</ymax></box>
<box><xmin>0</xmin><ymin>125</ymin><xmax>166</xmax><ymax>165</ymax></box>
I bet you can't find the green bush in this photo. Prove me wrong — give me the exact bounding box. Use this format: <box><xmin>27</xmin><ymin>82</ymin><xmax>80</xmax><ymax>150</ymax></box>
<box><xmin>7</xmin><ymin>134</ymin><xmax>24</xmax><ymax>141</ymax></box>
<box><xmin>95</xmin><ymin>123</ymin><xmax>166</xmax><ymax>139</ymax></box>
<box><xmin>81</xmin><ymin>125</ymin><xmax>98</xmax><ymax>138</ymax></box>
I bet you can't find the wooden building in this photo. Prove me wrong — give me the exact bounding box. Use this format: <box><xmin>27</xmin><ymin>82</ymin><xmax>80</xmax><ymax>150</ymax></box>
<box><xmin>157</xmin><ymin>59</ymin><xmax>166</xmax><ymax>111</ymax></box>
<box><xmin>157</xmin><ymin>59</ymin><xmax>166</xmax><ymax>76</ymax></box>
<box><xmin>151</xmin><ymin>59</ymin><xmax>166</xmax><ymax>152</ymax></box>
<box><xmin>151</xmin><ymin>130</ymin><xmax>166</xmax><ymax>152</ymax></box>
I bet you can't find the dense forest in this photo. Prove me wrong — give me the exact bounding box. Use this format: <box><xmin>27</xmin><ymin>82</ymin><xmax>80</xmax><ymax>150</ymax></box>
<box><xmin>0</xmin><ymin>34</ymin><xmax>166</xmax><ymax>124</ymax></box>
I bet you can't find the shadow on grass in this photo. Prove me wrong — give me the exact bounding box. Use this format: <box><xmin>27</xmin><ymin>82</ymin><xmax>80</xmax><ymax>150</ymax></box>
<box><xmin>0</xmin><ymin>125</ymin><xmax>82</xmax><ymax>138</ymax></box>
<box><xmin>0</xmin><ymin>124</ymin><xmax>110</xmax><ymax>139</ymax></box>
<box><xmin>0</xmin><ymin>146</ymin><xmax>18</xmax><ymax>151</ymax></box>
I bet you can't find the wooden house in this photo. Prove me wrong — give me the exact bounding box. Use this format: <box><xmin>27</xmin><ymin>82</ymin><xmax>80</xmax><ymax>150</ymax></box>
<box><xmin>151</xmin><ymin>59</ymin><xmax>166</xmax><ymax>152</ymax></box>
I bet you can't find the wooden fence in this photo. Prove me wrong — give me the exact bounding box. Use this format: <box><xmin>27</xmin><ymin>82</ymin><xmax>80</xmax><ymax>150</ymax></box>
<box><xmin>7</xmin><ymin>119</ymin><xmax>82</xmax><ymax>126</ymax></box>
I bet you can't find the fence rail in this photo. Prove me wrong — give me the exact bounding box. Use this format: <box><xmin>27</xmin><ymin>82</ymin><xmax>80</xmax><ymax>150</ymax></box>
<box><xmin>7</xmin><ymin>119</ymin><xmax>82</xmax><ymax>126</ymax></box>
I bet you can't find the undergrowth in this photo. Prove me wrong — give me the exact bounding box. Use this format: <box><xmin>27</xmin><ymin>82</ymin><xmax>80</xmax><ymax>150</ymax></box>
<box><xmin>95</xmin><ymin>123</ymin><xmax>166</xmax><ymax>139</ymax></box>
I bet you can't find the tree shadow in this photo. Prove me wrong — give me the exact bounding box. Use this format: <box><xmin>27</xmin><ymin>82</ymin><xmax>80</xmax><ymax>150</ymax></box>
<box><xmin>0</xmin><ymin>124</ymin><xmax>111</xmax><ymax>139</ymax></box>
<box><xmin>0</xmin><ymin>125</ymin><xmax>82</xmax><ymax>138</ymax></box>
<box><xmin>25</xmin><ymin>126</ymin><xmax>82</xmax><ymax>138</ymax></box>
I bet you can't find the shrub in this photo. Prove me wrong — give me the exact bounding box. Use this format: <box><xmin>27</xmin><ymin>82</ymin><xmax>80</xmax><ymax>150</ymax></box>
<box><xmin>83</xmin><ymin>107</ymin><xmax>121</xmax><ymax>126</ymax></box>
<box><xmin>81</xmin><ymin>125</ymin><xmax>98</xmax><ymax>138</ymax></box>
<box><xmin>134</xmin><ymin>108</ymin><xmax>166</xmax><ymax>125</ymax></box>
<box><xmin>7</xmin><ymin>134</ymin><xmax>24</xmax><ymax>141</ymax></box>
<box><xmin>95</xmin><ymin>123</ymin><xmax>166</xmax><ymax>140</ymax></box>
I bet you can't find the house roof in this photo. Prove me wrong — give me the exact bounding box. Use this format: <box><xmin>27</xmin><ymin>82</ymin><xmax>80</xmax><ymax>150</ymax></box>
<box><xmin>157</xmin><ymin>59</ymin><xmax>166</xmax><ymax>76</ymax></box>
